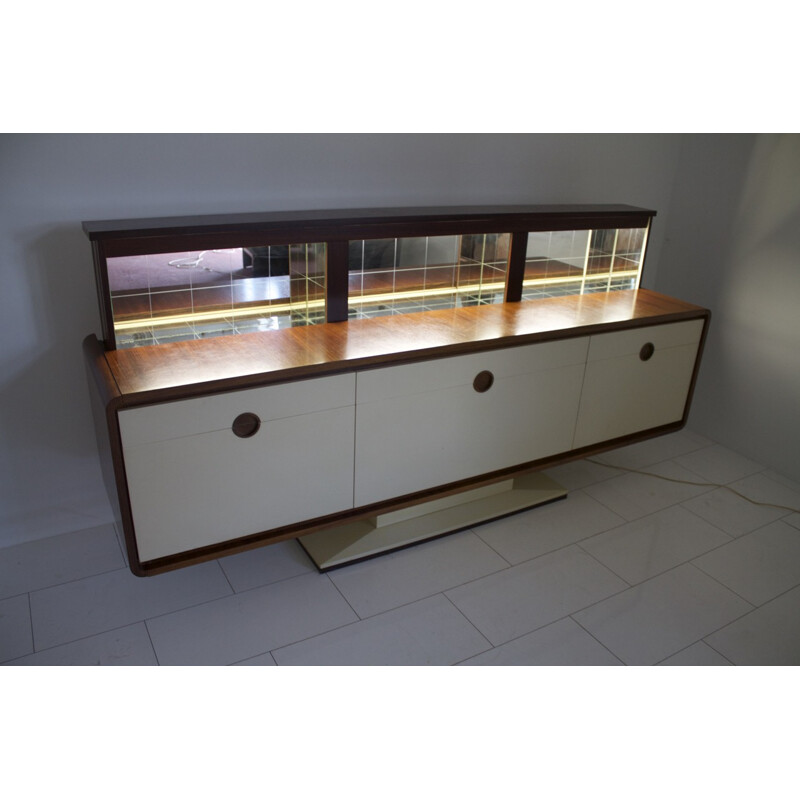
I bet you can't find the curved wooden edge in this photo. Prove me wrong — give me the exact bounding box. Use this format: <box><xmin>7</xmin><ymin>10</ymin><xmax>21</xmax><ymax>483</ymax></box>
<box><xmin>82</xmin><ymin>334</ymin><xmax>120</xmax><ymax>406</ymax></box>
<box><xmin>83</xmin><ymin>334</ymin><xmax>144</xmax><ymax>574</ymax></box>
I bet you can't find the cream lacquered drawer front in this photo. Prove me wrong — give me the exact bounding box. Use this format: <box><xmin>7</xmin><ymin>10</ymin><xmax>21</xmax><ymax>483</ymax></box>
<box><xmin>118</xmin><ymin>373</ymin><xmax>356</xmax><ymax>562</ymax></box>
<box><xmin>572</xmin><ymin>319</ymin><xmax>704</xmax><ymax>449</ymax></box>
<box><xmin>118</xmin><ymin>374</ymin><xmax>355</xmax><ymax>447</ymax></box>
<box><xmin>354</xmin><ymin>337</ymin><xmax>589</xmax><ymax>508</ymax></box>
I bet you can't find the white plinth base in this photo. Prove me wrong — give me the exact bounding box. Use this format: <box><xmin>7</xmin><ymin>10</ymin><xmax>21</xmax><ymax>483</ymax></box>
<box><xmin>298</xmin><ymin>472</ymin><xmax>566</xmax><ymax>571</ymax></box>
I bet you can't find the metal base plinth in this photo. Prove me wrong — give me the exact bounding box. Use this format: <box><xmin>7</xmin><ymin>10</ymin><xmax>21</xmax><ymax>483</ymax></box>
<box><xmin>298</xmin><ymin>472</ymin><xmax>567</xmax><ymax>571</ymax></box>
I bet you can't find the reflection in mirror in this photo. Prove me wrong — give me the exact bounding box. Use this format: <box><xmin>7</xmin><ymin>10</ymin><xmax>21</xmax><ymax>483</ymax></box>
<box><xmin>107</xmin><ymin>244</ymin><xmax>326</xmax><ymax>348</ymax></box>
<box><xmin>347</xmin><ymin>233</ymin><xmax>510</xmax><ymax>319</ymax></box>
<box><xmin>521</xmin><ymin>226</ymin><xmax>648</xmax><ymax>301</ymax></box>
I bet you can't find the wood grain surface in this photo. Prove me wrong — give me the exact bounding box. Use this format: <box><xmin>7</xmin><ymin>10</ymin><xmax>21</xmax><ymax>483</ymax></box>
<box><xmin>101</xmin><ymin>289</ymin><xmax>707</xmax><ymax>403</ymax></box>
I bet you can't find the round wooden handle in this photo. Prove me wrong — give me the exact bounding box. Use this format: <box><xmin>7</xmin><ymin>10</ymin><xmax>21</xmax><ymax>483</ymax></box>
<box><xmin>232</xmin><ymin>412</ymin><xmax>261</xmax><ymax>438</ymax></box>
<box><xmin>473</xmin><ymin>370</ymin><xmax>494</xmax><ymax>393</ymax></box>
<box><xmin>639</xmin><ymin>342</ymin><xmax>655</xmax><ymax>361</ymax></box>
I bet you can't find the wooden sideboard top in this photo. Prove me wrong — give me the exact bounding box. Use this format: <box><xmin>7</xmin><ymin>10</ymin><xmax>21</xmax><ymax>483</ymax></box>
<box><xmin>97</xmin><ymin>289</ymin><xmax>708</xmax><ymax>405</ymax></box>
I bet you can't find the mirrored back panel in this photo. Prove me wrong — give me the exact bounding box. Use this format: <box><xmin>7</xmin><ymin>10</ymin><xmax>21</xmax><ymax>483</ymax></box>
<box><xmin>107</xmin><ymin>243</ymin><xmax>326</xmax><ymax>349</ymax></box>
<box><xmin>347</xmin><ymin>233</ymin><xmax>510</xmax><ymax>319</ymax></box>
<box><xmin>521</xmin><ymin>226</ymin><xmax>648</xmax><ymax>300</ymax></box>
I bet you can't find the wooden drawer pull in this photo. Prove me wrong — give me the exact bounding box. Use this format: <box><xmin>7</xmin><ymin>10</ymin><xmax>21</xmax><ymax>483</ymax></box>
<box><xmin>639</xmin><ymin>342</ymin><xmax>655</xmax><ymax>361</ymax></box>
<box><xmin>473</xmin><ymin>370</ymin><xmax>494</xmax><ymax>393</ymax></box>
<box><xmin>232</xmin><ymin>412</ymin><xmax>261</xmax><ymax>438</ymax></box>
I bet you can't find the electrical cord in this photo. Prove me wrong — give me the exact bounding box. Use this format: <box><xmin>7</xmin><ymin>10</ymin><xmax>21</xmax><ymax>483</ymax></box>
<box><xmin>584</xmin><ymin>457</ymin><xmax>800</xmax><ymax>515</ymax></box>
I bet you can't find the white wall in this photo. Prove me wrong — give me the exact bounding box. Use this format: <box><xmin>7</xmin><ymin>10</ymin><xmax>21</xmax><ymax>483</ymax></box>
<box><xmin>656</xmin><ymin>133</ymin><xmax>800</xmax><ymax>482</ymax></box>
<box><xmin>0</xmin><ymin>133</ymin><xmax>686</xmax><ymax>547</ymax></box>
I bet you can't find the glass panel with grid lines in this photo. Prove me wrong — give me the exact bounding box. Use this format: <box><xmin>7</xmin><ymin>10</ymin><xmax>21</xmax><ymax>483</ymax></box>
<box><xmin>521</xmin><ymin>227</ymin><xmax>647</xmax><ymax>301</ymax></box>
<box><xmin>107</xmin><ymin>244</ymin><xmax>326</xmax><ymax>348</ymax></box>
<box><xmin>347</xmin><ymin>233</ymin><xmax>510</xmax><ymax>319</ymax></box>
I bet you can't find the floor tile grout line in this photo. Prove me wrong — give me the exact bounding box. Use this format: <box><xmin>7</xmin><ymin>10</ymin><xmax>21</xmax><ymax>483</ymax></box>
<box><xmin>335</xmin><ymin>561</ymin><xmax>512</xmax><ymax>622</ymax></box>
<box><xmin>468</xmin><ymin>527</ymin><xmax>514</xmax><ymax>569</ymax></box>
<box><xmin>532</xmin><ymin>558</ymin><xmax>738</xmax><ymax>657</ymax></box>
<box><xmin>52</xmin><ymin>574</ymin><xmax>240</xmax><ymax>647</ymax></box>
<box><xmin>440</xmin><ymin>592</ymin><xmax>495</xmax><ymax>663</ymax></box>
<box><xmin>263</xmin><ymin>591</ymin><xmax>470</xmax><ymax>666</ymax></box>
<box><xmin>138</xmin><ymin>568</ymin><xmax>314</xmax><ymax>631</ymax></box>
<box><xmin>142</xmin><ymin>619</ymin><xmax>161</xmax><ymax>666</ymax></box>
<box><xmin>233</xmin><ymin>571</ymin><xmax>397</xmax><ymax>664</ymax></box>
<box><xmin>574</xmin><ymin>541</ymin><xmax>634</xmax><ymax>588</ymax></box>
<box><xmin>22</xmin><ymin>564</ymin><xmax>137</xmax><ymax>601</ymax></box>
<box><xmin>574</xmin><ymin>515</ymin><xmax>750</xmax><ymax>589</ymax></box>
<box><xmin>217</xmin><ymin>559</ymin><xmax>237</xmax><ymax>595</ymax></box>
<box><xmin>324</xmin><ymin>572</ymin><xmax>362</xmax><ymax>620</ymax></box>
<box><xmin>650</xmin><ymin>636</ymin><xmax>735</xmax><ymax>666</ymax></box>
<box><xmin>2</xmin><ymin>620</ymin><xmax>155</xmax><ymax>666</ymax></box>
<box><xmin>27</xmin><ymin>591</ymin><xmax>34</xmax><ymax>656</ymax></box>
<box><xmin>221</xmin><ymin>558</ymin><xmax>320</xmax><ymax>594</ymax></box>
<box><xmin>452</xmin><ymin>610</ymin><xmax>628</xmax><ymax>666</ymax></box>
<box><xmin>230</xmin><ymin>610</ymin><xmax>365</xmax><ymax>666</ymax></box>
<box><xmin>80</xmin><ymin>561</ymin><xmax>324</xmax><ymax>640</ymax></box>
<box><xmin>696</xmin><ymin>638</ymin><xmax>736</xmax><ymax>665</ymax></box>
<box><xmin>675</xmin><ymin>502</ymin><xmax>739</xmax><ymax>540</ymax></box>
<box><xmin>448</xmin><ymin>562</ymin><xmax>638</xmax><ymax>662</ymax></box>
<box><xmin>568</xmin><ymin>613</ymin><xmax>629</xmax><ymax>665</ymax></box>
<box><xmin>691</xmin><ymin>558</ymin><xmax>800</xmax><ymax>617</ymax></box>
<box><xmin>682</xmin><ymin>514</ymin><xmax>797</xmax><ymax>566</ymax></box>
<box><xmin>687</xmin><ymin>558</ymin><xmax>768</xmax><ymax>610</ymax></box>
<box><xmin>0</xmin><ymin>588</ymin><xmax>38</xmax><ymax>604</ymax></box>
<box><xmin>334</xmin><ymin>549</ymin><xmax>517</xmax><ymax>621</ymax></box>
<box><xmin>568</xmin><ymin>500</ymin><xmax>729</xmax><ymax>578</ymax></box>
<box><xmin>229</xmin><ymin>650</ymin><xmax>276</xmax><ymax>666</ymax></box>
<box><xmin>112</xmin><ymin>521</ymin><xmax>128</xmax><ymax>565</ymax></box>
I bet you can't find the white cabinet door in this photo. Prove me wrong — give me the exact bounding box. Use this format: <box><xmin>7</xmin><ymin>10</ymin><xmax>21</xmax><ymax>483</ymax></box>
<box><xmin>572</xmin><ymin>319</ymin><xmax>704</xmax><ymax>449</ymax></box>
<box><xmin>354</xmin><ymin>338</ymin><xmax>589</xmax><ymax>508</ymax></box>
<box><xmin>118</xmin><ymin>374</ymin><xmax>355</xmax><ymax>562</ymax></box>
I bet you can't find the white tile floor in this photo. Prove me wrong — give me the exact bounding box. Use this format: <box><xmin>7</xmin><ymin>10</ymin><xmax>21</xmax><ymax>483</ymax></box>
<box><xmin>2</xmin><ymin>429</ymin><xmax>800</xmax><ymax>666</ymax></box>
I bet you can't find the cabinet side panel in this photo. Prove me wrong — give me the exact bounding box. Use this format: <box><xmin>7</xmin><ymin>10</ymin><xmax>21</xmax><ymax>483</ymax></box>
<box><xmin>84</xmin><ymin>356</ymin><xmax>122</xmax><ymax>529</ymax></box>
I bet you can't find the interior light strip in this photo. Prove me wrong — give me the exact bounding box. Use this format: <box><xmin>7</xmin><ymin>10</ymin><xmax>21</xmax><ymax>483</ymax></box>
<box><xmin>114</xmin><ymin>299</ymin><xmax>326</xmax><ymax>331</ymax></box>
<box><xmin>348</xmin><ymin>280</ymin><xmax>508</xmax><ymax>306</ymax></box>
<box><xmin>522</xmin><ymin>269</ymin><xmax>639</xmax><ymax>288</ymax></box>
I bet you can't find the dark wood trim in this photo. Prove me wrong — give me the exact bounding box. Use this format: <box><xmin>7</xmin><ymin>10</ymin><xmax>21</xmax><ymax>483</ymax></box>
<box><xmin>83</xmin><ymin>204</ymin><xmax>656</xmax><ymax>242</ymax></box>
<box><xmin>325</xmin><ymin>240</ymin><xmax>349</xmax><ymax>323</ymax></box>
<box><xmin>504</xmin><ymin>231</ymin><xmax>528</xmax><ymax>303</ymax></box>
<box><xmin>638</xmin><ymin>217</ymin><xmax>655</xmax><ymax>289</ymax></box>
<box><xmin>90</xmin><ymin>241</ymin><xmax>117</xmax><ymax>350</ymax></box>
<box><xmin>681</xmin><ymin>310</ymin><xmax>712</xmax><ymax>426</ymax></box>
